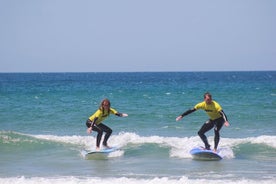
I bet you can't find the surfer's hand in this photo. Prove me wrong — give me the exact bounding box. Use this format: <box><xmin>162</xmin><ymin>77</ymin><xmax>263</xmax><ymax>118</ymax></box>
<box><xmin>87</xmin><ymin>127</ymin><xmax>92</xmax><ymax>134</ymax></box>
<box><xmin>122</xmin><ymin>113</ymin><xmax>128</xmax><ymax>117</ymax></box>
<box><xmin>224</xmin><ymin>121</ymin><xmax>230</xmax><ymax>127</ymax></box>
<box><xmin>176</xmin><ymin>116</ymin><xmax>183</xmax><ymax>121</ymax></box>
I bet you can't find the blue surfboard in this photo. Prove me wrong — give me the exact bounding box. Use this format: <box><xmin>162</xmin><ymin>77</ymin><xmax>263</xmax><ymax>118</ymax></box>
<box><xmin>190</xmin><ymin>147</ymin><xmax>222</xmax><ymax>161</ymax></box>
<box><xmin>82</xmin><ymin>147</ymin><xmax>118</xmax><ymax>160</ymax></box>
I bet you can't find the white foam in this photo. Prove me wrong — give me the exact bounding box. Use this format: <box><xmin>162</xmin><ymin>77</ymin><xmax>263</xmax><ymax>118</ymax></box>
<box><xmin>219</xmin><ymin>136</ymin><xmax>276</xmax><ymax>148</ymax></box>
<box><xmin>0</xmin><ymin>176</ymin><xmax>275</xmax><ymax>184</ymax></box>
<box><xmin>25</xmin><ymin>132</ymin><xmax>276</xmax><ymax>159</ymax></box>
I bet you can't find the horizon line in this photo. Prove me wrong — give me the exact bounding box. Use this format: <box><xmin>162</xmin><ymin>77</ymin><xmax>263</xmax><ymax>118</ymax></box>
<box><xmin>0</xmin><ymin>70</ymin><xmax>275</xmax><ymax>74</ymax></box>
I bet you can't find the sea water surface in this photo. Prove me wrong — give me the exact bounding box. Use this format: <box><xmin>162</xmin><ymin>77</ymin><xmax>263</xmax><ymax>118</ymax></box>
<box><xmin>0</xmin><ymin>72</ymin><xmax>275</xmax><ymax>184</ymax></box>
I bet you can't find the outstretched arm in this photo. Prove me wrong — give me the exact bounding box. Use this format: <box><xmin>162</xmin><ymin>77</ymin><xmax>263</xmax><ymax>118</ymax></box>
<box><xmin>176</xmin><ymin>108</ymin><xmax>196</xmax><ymax>121</ymax></box>
<box><xmin>115</xmin><ymin>112</ymin><xmax>128</xmax><ymax>117</ymax></box>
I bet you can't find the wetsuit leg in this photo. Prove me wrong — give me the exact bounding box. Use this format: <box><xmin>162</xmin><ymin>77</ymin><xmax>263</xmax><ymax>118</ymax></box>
<box><xmin>198</xmin><ymin>120</ymin><xmax>214</xmax><ymax>149</ymax></box>
<box><xmin>214</xmin><ymin>117</ymin><xmax>224</xmax><ymax>150</ymax></box>
<box><xmin>92</xmin><ymin>124</ymin><xmax>104</xmax><ymax>147</ymax></box>
<box><xmin>97</xmin><ymin>123</ymin><xmax>112</xmax><ymax>147</ymax></box>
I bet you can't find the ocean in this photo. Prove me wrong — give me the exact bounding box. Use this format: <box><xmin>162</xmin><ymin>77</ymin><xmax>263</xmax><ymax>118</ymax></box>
<box><xmin>0</xmin><ymin>71</ymin><xmax>275</xmax><ymax>184</ymax></box>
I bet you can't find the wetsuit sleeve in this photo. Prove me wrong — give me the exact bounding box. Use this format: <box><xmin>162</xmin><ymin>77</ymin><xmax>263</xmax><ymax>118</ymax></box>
<box><xmin>219</xmin><ymin>110</ymin><xmax>228</xmax><ymax>121</ymax></box>
<box><xmin>110</xmin><ymin>108</ymin><xmax>123</xmax><ymax>117</ymax></box>
<box><xmin>181</xmin><ymin>108</ymin><xmax>196</xmax><ymax>117</ymax></box>
<box><xmin>88</xmin><ymin>117</ymin><xmax>98</xmax><ymax>127</ymax></box>
<box><xmin>115</xmin><ymin>112</ymin><xmax>123</xmax><ymax>117</ymax></box>
<box><xmin>110</xmin><ymin>108</ymin><xmax>118</xmax><ymax>114</ymax></box>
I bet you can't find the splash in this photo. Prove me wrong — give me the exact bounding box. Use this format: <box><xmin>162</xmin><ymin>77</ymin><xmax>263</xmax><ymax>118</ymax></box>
<box><xmin>4</xmin><ymin>131</ymin><xmax>276</xmax><ymax>159</ymax></box>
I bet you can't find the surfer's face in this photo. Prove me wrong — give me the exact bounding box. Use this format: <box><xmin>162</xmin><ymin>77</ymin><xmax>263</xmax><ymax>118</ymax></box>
<box><xmin>102</xmin><ymin>101</ymin><xmax>110</xmax><ymax>110</ymax></box>
<box><xmin>204</xmin><ymin>95</ymin><xmax>212</xmax><ymax>105</ymax></box>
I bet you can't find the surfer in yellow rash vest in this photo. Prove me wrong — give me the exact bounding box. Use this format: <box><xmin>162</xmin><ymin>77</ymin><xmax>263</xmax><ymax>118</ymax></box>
<box><xmin>176</xmin><ymin>92</ymin><xmax>230</xmax><ymax>152</ymax></box>
<box><xmin>86</xmin><ymin>98</ymin><xmax>128</xmax><ymax>151</ymax></box>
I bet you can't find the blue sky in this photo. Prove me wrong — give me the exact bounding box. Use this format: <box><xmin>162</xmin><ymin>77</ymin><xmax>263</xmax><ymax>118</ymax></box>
<box><xmin>0</xmin><ymin>0</ymin><xmax>275</xmax><ymax>72</ymax></box>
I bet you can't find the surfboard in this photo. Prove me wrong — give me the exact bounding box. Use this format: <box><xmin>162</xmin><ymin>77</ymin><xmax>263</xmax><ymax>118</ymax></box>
<box><xmin>190</xmin><ymin>147</ymin><xmax>222</xmax><ymax>161</ymax></box>
<box><xmin>81</xmin><ymin>147</ymin><xmax>118</xmax><ymax>160</ymax></box>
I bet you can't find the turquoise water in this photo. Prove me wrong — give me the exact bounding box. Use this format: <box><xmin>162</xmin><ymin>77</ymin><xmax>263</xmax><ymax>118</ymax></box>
<box><xmin>0</xmin><ymin>72</ymin><xmax>275</xmax><ymax>184</ymax></box>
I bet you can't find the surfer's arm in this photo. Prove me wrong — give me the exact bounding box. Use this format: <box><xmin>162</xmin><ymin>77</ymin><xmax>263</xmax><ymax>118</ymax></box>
<box><xmin>91</xmin><ymin>117</ymin><xmax>98</xmax><ymax>127</ymax></box>
<box><xmin>87</xmin><ymin>117</ymin><xmax>98</xmax><ymax>134</ymax></box>
<box><xmin>181</xmin><ymin>108</ymin><xmax>196</xmax><ymax>117</ymax></box>
<box><xmin>115</xmin><ymin>112</ymin><xmax>128</xmax><ymax>117</ymax></box>
<box><xmin>111</xmin><ymin>108</ymin><xmax>128</xmax><ymax>117</ymax></box>
<box><xmin>219</xmin><ymin>110</ymin><xmax>230</xmax><ymax>126</ymax></box>
<box><xmin>176</xmin><ymin>108</ymin><xmax>196</xmax><ymax>121</ymax></box>
<box><xmin>219</xmin><ymin>110</ymin><xmax>227</xmax><ymax>121</ymax></box>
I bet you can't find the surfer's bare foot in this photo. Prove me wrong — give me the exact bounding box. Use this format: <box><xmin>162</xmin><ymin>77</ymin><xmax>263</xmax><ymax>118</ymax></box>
<box><xmin>96</xmin><ymin>147</ymin><xmax>100</xmax><ymax>151</ymax></box>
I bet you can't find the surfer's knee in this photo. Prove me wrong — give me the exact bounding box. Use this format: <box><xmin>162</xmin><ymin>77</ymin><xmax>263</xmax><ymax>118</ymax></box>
<box><xmin>198</xmin><ymin>130</ymin><xmax>203</xmax><ymax>136</ymax></box>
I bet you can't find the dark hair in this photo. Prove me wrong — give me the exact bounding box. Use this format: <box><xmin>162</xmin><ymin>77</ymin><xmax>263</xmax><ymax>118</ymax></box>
<box><xmin>204</xmin><ymin>92</ymin><xmax>212</xmax><ymax>99</ymax></box>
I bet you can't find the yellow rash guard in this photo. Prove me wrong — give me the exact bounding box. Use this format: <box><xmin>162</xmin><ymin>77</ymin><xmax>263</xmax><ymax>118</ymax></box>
<box><xmin>88</xmin><ymin>108</ymin><xmax>118</xmax><ymax>125</ymax></box>
<box><xmin>194</xmin><ymin>100</ymin><xmax>222</xmax><ymax>120</ymax></box>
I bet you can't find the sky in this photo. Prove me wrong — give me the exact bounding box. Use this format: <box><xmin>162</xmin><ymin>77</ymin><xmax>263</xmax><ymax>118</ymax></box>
<box><xmin>0</xmin><ymin>0</ymin><xmax>275</xmax><ymax>72</ymax></box>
